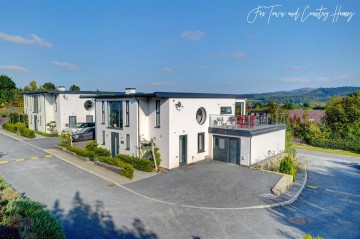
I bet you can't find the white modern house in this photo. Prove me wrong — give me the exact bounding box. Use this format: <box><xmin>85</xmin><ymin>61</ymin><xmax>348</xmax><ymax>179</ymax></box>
<box><xmin>85</xmin><ymin>88</ymin><xmax>286</xmax><ymax>169</ymax></box>
<box><xmin>22</xmin><ymin>87</ymin><xmax>111</xmax><ymax>134</ymax></box>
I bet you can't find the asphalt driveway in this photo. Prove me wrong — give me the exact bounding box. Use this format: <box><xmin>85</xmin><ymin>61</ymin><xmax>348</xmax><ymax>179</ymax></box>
<box><xmin>126</xmin><ymin>160</ymin><xmax>282</xmax><ymax>208</ymax></box>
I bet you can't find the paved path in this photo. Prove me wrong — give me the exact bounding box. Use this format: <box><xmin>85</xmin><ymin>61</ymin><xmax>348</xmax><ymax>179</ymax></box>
<box><xmin>0</xmin><ymin>130</ymin><xmax>359</xmax><ymax>238</ymax></box>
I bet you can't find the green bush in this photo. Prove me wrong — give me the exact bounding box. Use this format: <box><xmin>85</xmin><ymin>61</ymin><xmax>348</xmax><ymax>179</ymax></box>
<box><xmin>3</xmin><ymin>198</ymin><xmax>65</xmax><ymax>239</ymax></box>
<box><xmin>116</xmin><ymin>154</ymin><xmax>154</xmax><ymax>172</ymax></box>
<box><xmin>85</xmin><ymin>141</ymin><xmax>111</xmax><ymax>157</ymax></box>
<box><xmin>65</xmin><ymin>145</ymin><xmax>96</xmax><ymax>161</ymax></box>
<box><xmin>2</xmin><ymin>122</ymin><xmax>16</xmax><ymax>133</ymax></box>
<box><xmin>308</xmin><ymin>138</ymin><xmax>360</xmax><ymax>153</ymax></box>
<box><xmin>98</xmin><ymin>156</ymin><xmax>134</xmax><ymax>179</ymax></box>
<box><xmin>59</xmin><ymin>133</ymin><xmax>71</xmax><ymax>146</ymax></box>
<box><xmin>35</xmin><ymin>131</ymin><xmax>58</xmax><ymax>137</ymax></box>
<box><xmin>279</xmin><ymin>156</ymin><xmax>297</xmax><ymax>181</ymax></box>
<box><xmin>0</xmin><ymin>187</ymin><xmax>20</xmax><ymax>205</ymax></box>
<box><xmin>14</xmin><ymin>122</ymin><xmax>26</xmax><ymax>130</ymax></box>
<box><xmin>304</xmin><ymin>234</ymin><xmax>324</xmax><ymax>239</ymax></box>
<box><xmin>19</xmin><ymin>127</ymin><xmax>35</xmax><ymax>138</ymax></box>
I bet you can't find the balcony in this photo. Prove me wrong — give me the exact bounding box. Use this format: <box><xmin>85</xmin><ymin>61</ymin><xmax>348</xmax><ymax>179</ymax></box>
<box><xmin>208</xmin><ymin>114</ymin><xmax>287</xmax><ymax>137</ymax></box>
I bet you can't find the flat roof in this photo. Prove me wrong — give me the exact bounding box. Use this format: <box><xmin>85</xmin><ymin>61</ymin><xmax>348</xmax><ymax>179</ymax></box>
<box><xmin>208</xmin><ymin>124</ymin><xmax>286</xmax><ymax>137</ymax></box>
<box><xmin>20</xmin><ymin>90</ymin><xmax>121</xmax><ymax>95</ymax></box>
<box><xmin>82</xmin><ymin>92</ymin><xmax>253</xmax><ymax>99</ymax></box>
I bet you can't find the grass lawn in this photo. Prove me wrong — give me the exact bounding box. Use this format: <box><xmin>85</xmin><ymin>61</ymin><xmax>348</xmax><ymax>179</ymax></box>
<box><xmin>294</xmin><ymin>143</ymin><xmax>360</xmax><ymax>157</ymax></box>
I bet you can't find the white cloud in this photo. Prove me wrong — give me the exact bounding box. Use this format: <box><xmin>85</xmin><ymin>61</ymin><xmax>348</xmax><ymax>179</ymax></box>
<box><xmin>52</xmin><ymin>61</ymin><xmax>78</xmax><ymax>71</ymax></box>
<box><xmin>0</xmin><ymin>65</ymin><xmax>28</xmax><ymax>73</ymax></box>
<box><xmin>334</xmin><ymin>75</ymin><xmax>352</xmax><ymax>80</ymax></box>
<box><xmin>149</xmin><ymin>82</ymin><xmax>176</xmax><ymax>87</ymax></box>
<box><xmin>163</xmin><ymin>67</ymin><xmax>174</xmax><ymax>73</ymax></box>
<box><xmin>289</xmin><ymin>65</ymin><xmax>307</xmax><ymax>70</ymax></box>
<box><xmin>180</xmin><ymin>30</ymin><xmax>206</xmax><ymax>41</ymax></box>
<box><xmin>232</xmin><ymin>51</ymin><xmax>246</xmax><ymax>59</ymax></box>
<box><xmin>0</xmin><ymin>32</ymin><xmax>52</xmax><ymax>48</ymax></box>
<box><xmin>217</xmin><ymin>51</ymin><xmax>246</xmax><ymax>59</ymax></box>
<box><xmin>280</xmin><ymin>77</ymin><xmax>310</xmax><ymax>83</ymax></box>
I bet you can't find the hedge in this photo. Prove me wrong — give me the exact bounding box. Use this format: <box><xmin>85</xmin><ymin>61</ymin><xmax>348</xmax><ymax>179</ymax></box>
<box><xmin>36</xmin><ymin>131</ymin><xmax>58</xmax><ymax>137</ymax></box>
<box><xmin>279</xmin><ymin>156</ymin><xmax>297</xmax><ymax>181</ymax></box>
<box><xmin>85</xmin><ymin>141</ymin><xmax>111</xmax><ymax>157</ymax></box>
<box><xmin>2</xmin><ymin>122</ymin><xmax>35</xmax><ymax>138</ymax></box>
<box><xmin>98</xmin><ymin>156</ymin><xmax>134</xmax><ymax>179</ymax></box>
<box><xmin>0</xmin><ymin>176</ymin><xmax>65</xmax><ymax>239</ymax></box>
<box><xmin>19</xmin><ymin>127</ymin><xmax>35</xmax><ymax>138</ymax></box>
<box><xmin>65</xmin><ymin>145</ymin><xmax>96</xmax><ymax>161</ymax></box>
<box><xmin>308</xmin><ymin>138</ymin><xmax>360</xmax><ymax>153</ymax></box>
<box><xmin>116</xmin><ymin>154</ymin><xmax>154</xmax><ymax>172</ymax></box>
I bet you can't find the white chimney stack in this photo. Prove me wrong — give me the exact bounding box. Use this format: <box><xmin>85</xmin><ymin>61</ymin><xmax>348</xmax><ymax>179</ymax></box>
<box><xmin>125</xmin><ymin>88</ymin><xmax>136</xmax><ymax>94</ymax></box>
<box><xmin>57</xmin><ymin>86</ymin><xmax>66</xmax><ymax>91</ymax></box>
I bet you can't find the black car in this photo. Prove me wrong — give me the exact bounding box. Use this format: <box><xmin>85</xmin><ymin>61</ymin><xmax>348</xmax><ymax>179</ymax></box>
<box><xmin>72</xmin><ymin>127</ymin><xmax>95</xmax><ymax>142</ymax></box>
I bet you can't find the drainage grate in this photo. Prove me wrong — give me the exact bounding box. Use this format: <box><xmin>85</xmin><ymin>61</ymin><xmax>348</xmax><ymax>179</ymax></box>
<box><xmin>288</xmin><ymin>217</ymin><xmax>307</xmax><ymax>225</ymax></box>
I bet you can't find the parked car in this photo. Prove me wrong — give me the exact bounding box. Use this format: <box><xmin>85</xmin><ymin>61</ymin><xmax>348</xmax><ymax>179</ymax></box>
<box><xmin>62</xmin><ymin>122</ymin><xmax>95</xmax><ymax>134</ymax></box>
<box><xmin>72</xmin><ymin>127</ymin><xmax>95</xmax><ymax>142</ymax></box>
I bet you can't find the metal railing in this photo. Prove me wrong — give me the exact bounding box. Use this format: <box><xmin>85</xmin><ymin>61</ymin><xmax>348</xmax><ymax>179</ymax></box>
<box><xmin>209</xmin><ymin>113</ymin><xmax>286</xmax><ymax>129</ymax></box>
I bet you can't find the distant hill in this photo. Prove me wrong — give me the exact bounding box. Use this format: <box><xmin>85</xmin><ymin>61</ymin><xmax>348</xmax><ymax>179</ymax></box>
<box><xmin>253</xmin><ymin>86</ymin><xmax>360</xmax><ymax>104</ymax></box>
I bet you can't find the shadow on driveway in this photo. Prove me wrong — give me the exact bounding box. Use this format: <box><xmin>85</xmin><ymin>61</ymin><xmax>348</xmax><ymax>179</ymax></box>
<box><xmin>126</xmin><ymin>160</ymin><xmax>282</xmax><ymax>208</ymax></box>
<box><xmin>52</xmin><ymin>191</ymin><xmax>158</xmax><ymax>239</ymax></box>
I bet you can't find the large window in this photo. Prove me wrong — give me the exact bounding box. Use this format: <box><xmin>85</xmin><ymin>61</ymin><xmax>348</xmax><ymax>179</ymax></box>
<box><xmin>108</xmin><ymin>101</ymin><xmax>123</xmax><ymax>129</ymax></box>
<box><xmin>101</xmin><ymin>101</ymin><xmax>105</xmax><ymax>124</ymax></box>
<box><xmin>126</xmin><ymin>134</ymin><xmax>130</xmax><ymax>150</ymax></box>
<box><xmin>196</xmin><ymin>107</ymin><xmax>206</xmax><ymax>125</ymax></box>
<box><xmin>125</xmin><ymin>101</ymin><xmax>130</xmax><ymax>127</ymax></box>
<box><xmin>84</xmin><ymin>100</ymin><xmax>94</xmax><ymax>111</ymax></box>
<box><xmin>198</xmin><ymin>133</ymin><xmax>205</xmax><ymax>153</ymax></box>
<box><xmin>155</xmin><ymin>100</ymin><xmax>160</xmax><ymax>127</ymax></box>
<box><xmin>33</xmin><ymin>95</ymin><xmax>39</xmax><ymax>113</ymax></box>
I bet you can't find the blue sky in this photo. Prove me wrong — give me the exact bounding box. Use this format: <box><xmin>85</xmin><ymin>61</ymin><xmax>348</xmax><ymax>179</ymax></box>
<box><xmin>0</xmin><ymin>0</ymin><xmax>359</xmax><ymax>93</ymax></box>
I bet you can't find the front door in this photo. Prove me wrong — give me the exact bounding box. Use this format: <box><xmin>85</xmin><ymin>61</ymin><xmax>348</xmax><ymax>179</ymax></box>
<box><xmin>34</xmin><ymin>115</ymin><xmax>38</xmax><ymax>131</ymax></box>
<box><xmin>111</xmin><ymin>132</ymin><xmax>119</xmax><ymax>157</ymax></box>
<box><xmin>229</xmin><ymin>138</ymin><xmax>239</xmax><ymax>164</ymax></box>
<box><xmin>179</xmin><ymin>135</ymin><xmax>187</xmax><ymax>165</ymax></box>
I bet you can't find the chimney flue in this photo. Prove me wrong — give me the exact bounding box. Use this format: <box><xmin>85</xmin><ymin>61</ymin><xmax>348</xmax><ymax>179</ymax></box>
<box><xmin>125</xmin><ymin>88</ymin><xmax>136</xmax><ymax>94</ymax></box>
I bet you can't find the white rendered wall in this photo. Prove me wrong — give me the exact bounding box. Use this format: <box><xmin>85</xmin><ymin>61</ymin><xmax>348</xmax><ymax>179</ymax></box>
<box><xmin>167</xmin><ymin>98</ymin><xmax>236</xmax><ymax>169</ymax></box>
<box><xmin>56</xmin><ymin>94</ymin><xmax>95</xmax><ymax>133</ymax></box>
<box><xmin>250</xmin><ymin>129</ymin><xmax>286</xmax><ymax>165</ymax></box>
<box><xmin>95</xmin><ymin>98</ymin><xmax>139</xmax><ymax>157</ymax></box>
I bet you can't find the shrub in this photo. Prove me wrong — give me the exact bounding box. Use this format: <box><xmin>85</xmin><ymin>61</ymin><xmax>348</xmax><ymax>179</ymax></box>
<box><xmin>279</xmin><ymin>156</ymin><xmax>297</xmax><ymax>181</ymax></box>
<box><xmin>117</xmin><ymin>154</ymin><xmax>154</xmax><ymax>172</ymax></box>
<box><xmin>14</xmin><ymin>122</ymin><xmax>26</xmax><ymax>131</ymax></box>
<box><xmin>2</xmin><ymin>122</ymin><xmax>16</xmax><ymax>133</ymax></box>
<box><xmin>59</xmin><ymin>133</ymin><xmax>71</xmax><ymax>146</ymax></box>
<box><xmin>19</xmin><ymin>127</ymin><xmax>35</xmax><ymax>138</ymax></box>
<box><xmin>3</xmin><ymin>198</ymin><xmax>65</xmax><ymax>239</ymax></box>
<box><xmin>35</xmin><ymin>131</ymin><xmax>58</xmax><ymax>137</ymax></box>
<box><xmin>85</xmin><ymin>141</ymin><xmax>111</xmax><ymax>157</ymax></box>
<box><xmin>304</xmin><ymin>234</ymin><xmax>324</xmax><ymax>239</ymax></box>
<box><xmin>65</xmin><ymin>145</ymin><xmax>96</xmax><ymax>161</ymax></box>
<box><xmin>98</xmin><ymin>156</ymin><xmax>134</xmax><ymax>179</ymax></box>
<box><xmin>308</xmin><ymin>138</ymin><xmax>360</xmax><ymax>153</ymax></box>
<box><xmin>0</xmin><ymin>187</ymin><xmax>20</xmax><ymax>205</ymax></box>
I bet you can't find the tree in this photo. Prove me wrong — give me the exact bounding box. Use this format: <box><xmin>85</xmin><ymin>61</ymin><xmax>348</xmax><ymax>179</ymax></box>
<box><xmin>0</xmin><ymin>75</ymin><xmax>17</xmax><ymax>103</ymax></box>
<box><xmin>29</xmin><ymin>80</ymin><xmax>38</xmax><ymax>91</ymax></box>
<box><xmin>69</xmin><ymin>85</ymin><xmax>80</xmax><ymax>91</ymax></box>
<box><xmin>323</xmin><ymin>91</ymin><xmax>360</xmax><ymax>140</ymax></box>
<box><xmin>40</xmin><ymin>82</ymin><xmax>56</xmax><ymax>90</ymax></box>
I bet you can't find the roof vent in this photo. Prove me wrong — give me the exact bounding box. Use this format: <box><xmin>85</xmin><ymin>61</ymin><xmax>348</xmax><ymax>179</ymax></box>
<box><xmin>57</xmin><ymin>86</ymin><xmax>66</xmax><ymax>91</ymax></box>
<box><xmin>125</xmin><ymin>88</ymin><xmax>136</xmax><ymax>94</ymax></box>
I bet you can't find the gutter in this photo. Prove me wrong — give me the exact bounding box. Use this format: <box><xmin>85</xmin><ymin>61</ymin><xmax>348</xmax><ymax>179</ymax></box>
<box><xmin>43</xmin><ymin>94</ymin><xmax>46</xmax><ymax>133</ymax></box>
<box><xmin>249</xmin><ymin>136</ymin><xmax>252</xmax><ymax>166</ymax></box>
<box><xmin>134</xmin><ymin>97</ymin><xmax>141</xmax><ymax>158</ymax></box>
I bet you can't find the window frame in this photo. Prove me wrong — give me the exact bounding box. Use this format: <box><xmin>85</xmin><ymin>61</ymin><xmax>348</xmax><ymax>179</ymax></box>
<box><xmin>155</xmin><ymin>100</ymin><xmax>160</xmax><ymax>128</ymax></box>
<box><xmin>196</xmin><ymin>107</ymin><xmax>206</xmax><ymax>125</ymax></box>
<box><xmin>101</xmin><ymin>101</ymin><xmax>105</xmax><ymax>124</ymax></box>
<box><xmin>198</xmin><ymin>132</ymin><xmax>205</xmax><ymax>153</ymax></box>
<box><xmin>125</xmin><ymin>100</ymin><xmax>130</xmax><ymax>127</ymax></box>
<box><xmin>107</xmin><ymin>101</ymin><xmax>123</xmax><ymax>129</ymax></box>
<box><xmin>102</xmin><ymin>130</ymin><xmax>105</xmax><ymax>145</ymax></box>
<box><xmin>126</xmin><ymin>134</ymin><xmax>130</xmax><ymax>150</ymax></box>
<box><xmin>220</xmin><ymin>106</ymin><xmax>232</xmax><ymax>114</ymax></box>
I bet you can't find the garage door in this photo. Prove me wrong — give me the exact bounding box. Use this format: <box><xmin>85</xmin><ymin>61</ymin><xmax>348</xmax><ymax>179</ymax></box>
<box><xmin>213</xmin><ymin>136</ymin><xmax>240</xmax><ymax>165</ymax></box>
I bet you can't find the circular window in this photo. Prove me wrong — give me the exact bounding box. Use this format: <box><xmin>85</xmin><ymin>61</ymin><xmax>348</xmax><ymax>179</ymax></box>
<box><xmin>84</xmin><ymin>100</ymin><xmax>94</xmax><ymax>111</ymax></box>
<box><xmin>196</xmin><ymin>107</ymin><xmax>206</xmax><ymax>125</ymax></box>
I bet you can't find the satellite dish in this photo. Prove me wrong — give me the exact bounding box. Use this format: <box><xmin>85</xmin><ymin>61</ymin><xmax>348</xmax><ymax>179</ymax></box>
<box><xmin>177</xmin><ymin>101</ymin><xmax>182</xmax><ymax>107</ymax></box>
